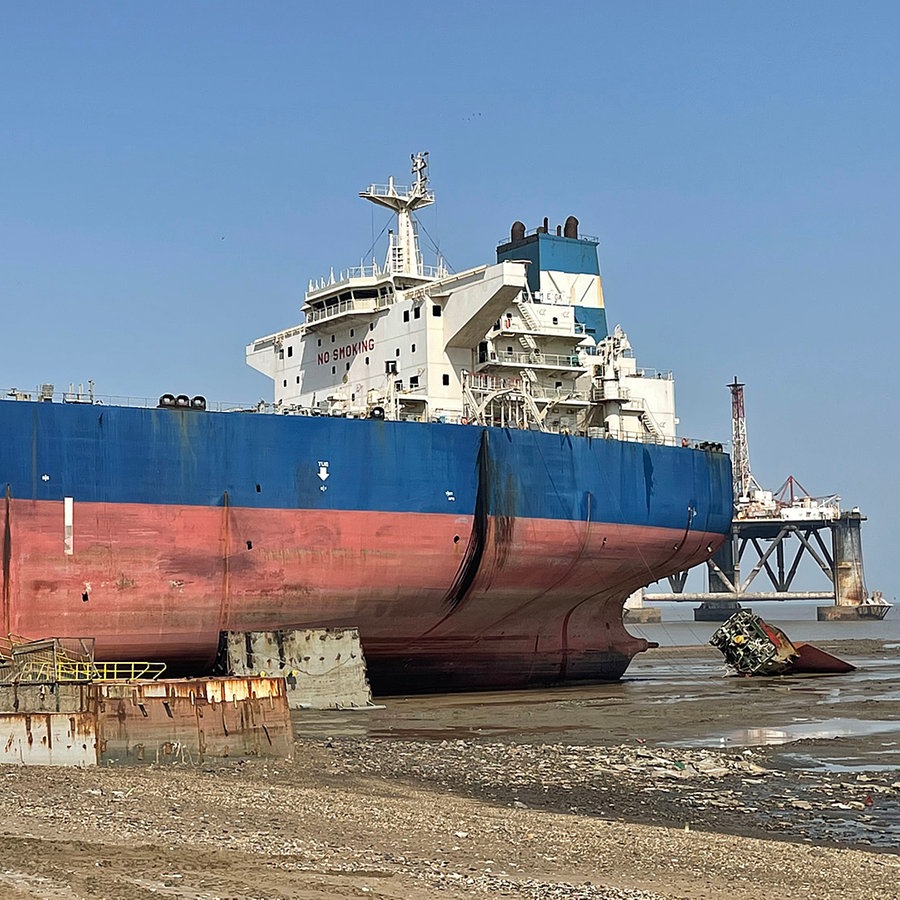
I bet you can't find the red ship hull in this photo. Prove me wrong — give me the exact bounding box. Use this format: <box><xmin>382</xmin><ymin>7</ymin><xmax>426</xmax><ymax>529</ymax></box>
<box><xmin>3</xmin><ymin>498</ymin><xmax>723</xmax><ymax>690</ymax></box>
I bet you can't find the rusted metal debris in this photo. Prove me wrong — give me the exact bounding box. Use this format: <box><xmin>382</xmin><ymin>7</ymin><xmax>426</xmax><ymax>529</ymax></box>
<box><xmin>1</xmin><ymin>637</ymin><xmax>293</xmax><ymax>766</ymax></box>
<box><xmin>709</xmin><ymin>610</ymin><xmax>855</xmax><ymax>676</ymax></box>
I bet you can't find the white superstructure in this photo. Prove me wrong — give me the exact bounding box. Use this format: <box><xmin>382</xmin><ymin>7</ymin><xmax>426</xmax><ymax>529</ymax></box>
<box><xmin>247</xmin><ymin>153</ymin><xmax>678</xmax><ymax>441</ymax></box>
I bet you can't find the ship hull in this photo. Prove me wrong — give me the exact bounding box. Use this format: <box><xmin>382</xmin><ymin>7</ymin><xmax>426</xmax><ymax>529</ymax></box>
<box><xmin>0</xmin><ymin>401</ymin><xmax>733</xmax><ymax>690</ymax></box>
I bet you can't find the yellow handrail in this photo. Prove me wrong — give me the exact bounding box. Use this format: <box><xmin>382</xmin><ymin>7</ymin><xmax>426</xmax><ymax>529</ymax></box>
<box><xmin>9</xmin><ymin>651</ymin><xmax>166</xmax><ymax>683</ymax></box>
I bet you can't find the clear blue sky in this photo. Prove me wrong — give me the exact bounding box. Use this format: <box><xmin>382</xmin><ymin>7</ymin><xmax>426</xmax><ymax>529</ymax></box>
<box><xmin>2</xmin><ymin>2</ymin><xmax>898</xmax><ymax>596</ymax></box>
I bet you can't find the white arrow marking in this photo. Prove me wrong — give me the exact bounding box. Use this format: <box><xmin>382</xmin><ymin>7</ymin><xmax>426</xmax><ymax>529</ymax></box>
<box><xmin>318</xmin><ymin>461</ymin><xmax>330</xmax><ymax>481</ymax></box>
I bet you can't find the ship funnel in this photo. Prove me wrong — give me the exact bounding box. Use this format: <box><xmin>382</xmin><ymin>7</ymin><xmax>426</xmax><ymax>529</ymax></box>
<box><xmin>564</xmin><ymin>216</ymin><xmax>579</xmax><ymax>239</ymax></box>
<box><xmin>510</xmin><ymin>221</ymin><xmax>525</xmax><ymax>242</ymax></box>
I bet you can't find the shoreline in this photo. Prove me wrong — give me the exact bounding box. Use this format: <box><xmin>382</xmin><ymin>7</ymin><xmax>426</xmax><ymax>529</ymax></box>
<box><xmin>0</xmin><ymin>638</ymin><xmax>897</xmax><ymax>898</ymax></box>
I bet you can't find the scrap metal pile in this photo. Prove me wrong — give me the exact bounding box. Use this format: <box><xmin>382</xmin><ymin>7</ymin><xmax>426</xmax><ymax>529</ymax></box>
<box><xmin>709</xmin><ymin>610</ymin><xmax>855</xmax><ymax>676</ymax></box>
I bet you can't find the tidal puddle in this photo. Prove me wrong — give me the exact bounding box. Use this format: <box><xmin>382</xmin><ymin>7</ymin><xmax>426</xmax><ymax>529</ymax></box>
<box><xmin>673</xmin><ymin>717</ymin><xmax>900</xmax><ymax>748</ymax></box>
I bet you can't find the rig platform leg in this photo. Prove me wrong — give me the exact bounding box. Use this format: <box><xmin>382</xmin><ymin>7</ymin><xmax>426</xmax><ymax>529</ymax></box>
<box><xmin>818</xmin><ymin>511</ymin><xmax>869</xmax><ymax>620</ymax></box>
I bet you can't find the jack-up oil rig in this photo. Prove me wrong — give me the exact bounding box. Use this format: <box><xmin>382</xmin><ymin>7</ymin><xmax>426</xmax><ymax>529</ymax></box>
<box><xmin>642</xmin><ymin>377</ymin><xmax>891</xmax><ymax>622</ymax></box>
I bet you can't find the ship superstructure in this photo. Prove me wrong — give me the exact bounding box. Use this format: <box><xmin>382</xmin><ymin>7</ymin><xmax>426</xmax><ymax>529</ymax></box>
<box><xmin>248</xmin><ymin>154</ymin><xmax>675</xmax><ymax>442</ymax></box>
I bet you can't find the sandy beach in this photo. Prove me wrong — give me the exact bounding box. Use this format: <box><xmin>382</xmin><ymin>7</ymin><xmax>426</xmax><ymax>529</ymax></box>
<box><xmin>1</xmin><ymin>637</ymin><xmax>898</xmax><ymax>899</ymax></box>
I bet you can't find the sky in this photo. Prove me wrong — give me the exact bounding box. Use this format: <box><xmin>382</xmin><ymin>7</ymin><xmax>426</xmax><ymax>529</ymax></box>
<box><xmin>1</xmin><ymin>2</ymin><xmax>898</xmax><ymax>597</ymax></box>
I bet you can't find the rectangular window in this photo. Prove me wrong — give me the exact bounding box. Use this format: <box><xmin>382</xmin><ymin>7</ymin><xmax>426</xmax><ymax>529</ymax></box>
<box><xmin>403</xmin><ymin>310</ymin><xmax>410</xmax><ymax>323</ymax></box>
<box><xmin>386</xmin><ymin>361</ymin><xmax>397</xmax><ymax>375</ymax></box>
<box><xmin>287</xmin><ymin>346</ymin><xmax>293</xmax><ymax>358</ymax></box>
<box><xmin>413</xmin><ymin>306</ymin><xmax>421</xmax><ymax>319</ymax></box>
<box><xmin>410</xmin><ymin>375</ymin><xmax>419</xmax><ymax>387</ymax></box>
<box><xmin>411</xmin><ymin>343</ymin><xmax>416</xmax><ymax>353</ymax></box>
<box><xmin>432</xmin><ymin>304</ymin><xmax>441</xmax><ymax>317</ymax></box>
<box><xmin>442</xmin><ymin>373</ymin><xmax>450</xmax><ymax>386</ymax></box>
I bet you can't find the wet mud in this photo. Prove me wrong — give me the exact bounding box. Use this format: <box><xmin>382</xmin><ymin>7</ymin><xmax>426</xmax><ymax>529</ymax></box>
<box><xmin>297</xmin><ymin>639</ymin><xmax>900</xmax><ymax>850</ymax></box>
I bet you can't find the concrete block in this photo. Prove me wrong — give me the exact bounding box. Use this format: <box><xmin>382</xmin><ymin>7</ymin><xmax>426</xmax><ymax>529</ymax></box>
<box><xmin>223</xmin><ymin>628</ymin><xmax>374</xmax><ymax>710</ymax></box>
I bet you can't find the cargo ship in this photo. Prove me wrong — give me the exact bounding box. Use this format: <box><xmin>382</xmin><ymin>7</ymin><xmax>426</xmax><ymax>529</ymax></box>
<box><xmin>0</xmin><ymin>154</ymin><xmax>732</xmax><ymax>691</ymax></box>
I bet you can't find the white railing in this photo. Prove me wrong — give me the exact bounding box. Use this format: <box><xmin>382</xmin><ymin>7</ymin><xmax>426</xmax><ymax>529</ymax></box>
<box><xmin>363</xmin><ymin>183</ymin><xmax>435</xmax><ymax>202</ymax></box>
<box><xmin>634</xmin><ymin>367</ymin><xmax>674</xmax><ymax>380</ymax></box>
<box><xmin>478</xmin><ymin>351</ymin><xmax>585</xmax><ymax>369</ymax></box>
<box><xmin>305</xmin><ymin>298</ymin><xmax>377</xmax><ymax>324</ymax></box>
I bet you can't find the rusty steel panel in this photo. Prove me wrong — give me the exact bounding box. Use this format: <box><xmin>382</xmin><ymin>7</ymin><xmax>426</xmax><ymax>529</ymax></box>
<box><xmin>0</xmin><ymin>711</ymin><xmax>98</xmax><ymax>766</ymax></box>
<box><xmin>0</xmin><ymin>682</ymin><xmax>97</xmax><ymax>714</ymax></box>
<box><xmin>96</xmin><ymin>677</ymin><xmax>292</xmax><ymax>764</ymax></box>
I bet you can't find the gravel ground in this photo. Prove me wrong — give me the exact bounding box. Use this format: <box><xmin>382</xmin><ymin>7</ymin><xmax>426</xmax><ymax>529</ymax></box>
<box><xmin>0</xmin><ymin>739</ymin><xmax>898</xmax><ymax>899</ymax></box>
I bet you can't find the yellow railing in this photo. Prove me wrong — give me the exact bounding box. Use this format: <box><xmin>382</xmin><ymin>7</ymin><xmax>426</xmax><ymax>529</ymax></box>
<box><xmin>7</xmin><ymin>643</ymin><xmax>166</xmax><ymax>683</ymax></box>
<box><xmin>89</xmin><ymin>661</ymin><xmax>167</xmax><ymax>681</ymax></box>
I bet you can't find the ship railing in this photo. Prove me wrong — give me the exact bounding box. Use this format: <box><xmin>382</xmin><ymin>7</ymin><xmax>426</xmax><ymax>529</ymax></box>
<box><xmin>1</xmin><ymin>387</ymin><xmax>278</xmax><ymax>414</ymax></box>
<box><xmin>363</xmin><ymin>182</ymin><xmax>435</xmax><ymax>203</ymax></box>
<box><xmin>633</xmin><ymin>367</ymin><xmax>674</xmax><ymax>380</ymax></box>
<box><xmin>305</xmin><ymin>297</ymin><xmax>379</xmax><ymax>325</ymax></box>
<box><xmin>464</xmin><ymin>372</ymin><xmax>520</xmax><ymax>393</ymax></box>
<box><xmin>529</xmin><ymin>387</ymin><xmax>591</xmax><ymax>402</ymax></box>
<box><xmin>478</xmin><ymin>351</ymin><xmax>586</xmax><ymax>369</ymax></box>
<box><xmin>498</xmin><ymin>230</ymin><xmax>599</xmax><ymax>246</ymax></box>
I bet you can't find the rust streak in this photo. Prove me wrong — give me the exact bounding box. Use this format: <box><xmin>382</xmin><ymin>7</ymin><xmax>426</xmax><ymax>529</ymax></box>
<box><xmin>2</xmin><ymin>485</ymin><xmax>11</xmax><ymax>636</ymax></box>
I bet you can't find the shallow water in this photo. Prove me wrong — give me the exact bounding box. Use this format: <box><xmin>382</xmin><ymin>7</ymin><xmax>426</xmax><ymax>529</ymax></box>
<box><xmin>297</xmin><ymin>644</ymin><xmax>900</xmax><ymax>773</ymax></box>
